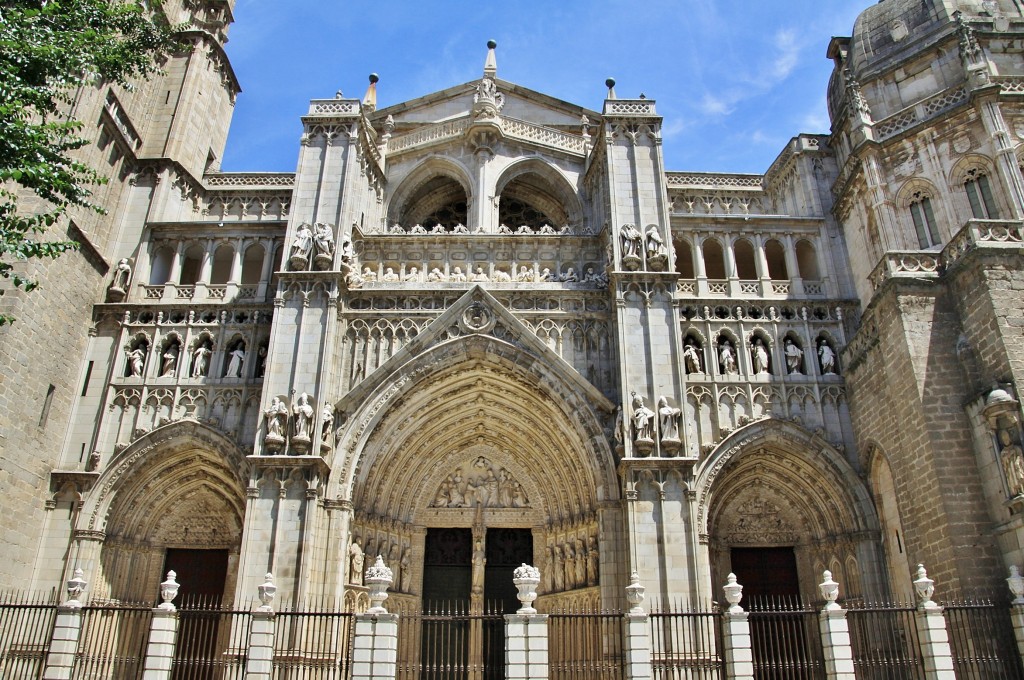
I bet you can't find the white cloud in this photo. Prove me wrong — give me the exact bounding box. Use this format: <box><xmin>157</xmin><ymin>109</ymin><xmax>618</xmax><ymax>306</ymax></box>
<box><xmin>700</xmin><ymin>93</ymin><xmax>734</xmax><ymax>116</ymax></box>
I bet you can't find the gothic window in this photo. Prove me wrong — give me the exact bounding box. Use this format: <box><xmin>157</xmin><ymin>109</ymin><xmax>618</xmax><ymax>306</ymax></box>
<box><xmin>674</xmin><ymin>239</ymin><xmax>695</xmax><ymax>278</ymax></box>
<box><xmin>179</xmin><ymin>244</ymin><xmax>204</xmax><ymax>285</ymax></box>
<box><xmin>908</xmin><ymin>191</ymin><xmax>941</xmax><ymax>248</ymax></box>
<box><xmin>241</xmin><ymin>243</ymin><xmax>265</xmax><ymax>284</ymax></box>
<box><xmin>733</xmin><ymin>239</ymin><xmax>757</xmax><ymax>279</ymax></box>
<box><xmin>795</xmin><ymin>240</ymin><xmax>820</xmax><ymax>280</ymax></box>
<box><xmin>701</xmin><ymin>239</ymin><xmax>726</xmax><ymax>279</ymax></box>
<box><xmin>210</xmin><ymin>244</ymin><xmax>233</xmax><ymax>284</ymax></box>
<box><xmin>422</xmin><ymin>200</ymin><xmax>468</xmax><ymax>230</ymax></box>
<box><xmin>764</xmin><ymin>239</ymin><xmax>788</xmax><ymax>280</ymax></box>
<box><xmin>963</xmin><ymin>169</ymin><xmax>999</xmax><ymax>219</ymax></box>
<box><xmin>498</xmin><ymin>197</ymin><xmax>556</xmax><ymax>231</ymax></box>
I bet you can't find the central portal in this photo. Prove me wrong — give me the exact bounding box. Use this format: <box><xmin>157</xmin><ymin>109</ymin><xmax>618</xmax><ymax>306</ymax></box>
<box><xmin>420</xmin><ymin>527</ymin><xmax>533</xmax><ymax>679</ymax></box>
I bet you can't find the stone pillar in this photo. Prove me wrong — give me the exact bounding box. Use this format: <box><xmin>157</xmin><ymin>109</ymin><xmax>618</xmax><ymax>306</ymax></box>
<box><xmin>42</xmin><ymin>569</ymin><xmax>87</xmax><ymax>680</ymax></box>
<box><xmin>818</xmin><ymin>571</ymin><xmax>855</xmax><ymax>680</ymax></box>
<box><xmin>912</xmin><ymin>565</ymin><xmax>956</xmax><ymax>680</ymax></box>
<box><xmin>142</xmin><ymin>571</ymin><xmax>181</xmax><ymax>680</ymax></box>
<box><xmin>1006</xmin><ymin>567</ymin><xmax>1024</xmax><ymax>669</ymax></box>
<box><xmin>351</xmin><ymin>613</ymin><xmax>399</xmax><ymax>680</ymax></box>
<box><xmin>721</xmin><ymin>574</ymin><xmax>754</xmax><ymax>680</ymax></box>
<box><xmin>622</xmin><ymin>572</ymin><xmax>652</xmax><ymax>680</ymax></box>
<box><xmin>694</xmin><ymin>236</ymin><xmax>708</xmax><ymax>296</ymax></box>
<box><xmin>245</xmin><ymin>574</ymin><xmax>278</xmax><ymax>680</ymax></box>
<box><xmin>782</xmin><ymin>233</ymin><xmax>804</xmax><ymax>295</ymax></box>
<box><xmin>505</xmin><ymin>615</ymin><xmax>549</xmax><ymax>680</ymax></box>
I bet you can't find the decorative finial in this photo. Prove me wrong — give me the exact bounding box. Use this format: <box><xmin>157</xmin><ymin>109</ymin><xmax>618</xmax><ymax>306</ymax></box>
<box><xmin>159</xmin><ymin>571</ymin><xmax>180</xmax><ymax>611</ymax></box>
<box><xmin>363</xmin><ymin>74</ymin><xmax>378</xmax><ymax>112</ymax></box>
<box><xmin>484</xmin><ymin>40</ymin><xmax>498</xmax><ymax>78</ymax></box>
<box><xmin>605</xmin><ymin>78</ymin><xmax>617</xmax><ymax>99</ymax></box>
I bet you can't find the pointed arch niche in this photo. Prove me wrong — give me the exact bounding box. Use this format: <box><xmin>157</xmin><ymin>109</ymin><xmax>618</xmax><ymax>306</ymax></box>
<box><xmin>696</xmin><ymin>420</ymin><xmax>884</xmax><ymax>603</ymax></box>
<box><xmin>495</xmin><ymin>159</ymin><xmax>583</xmax><ymax>231</ymax></box>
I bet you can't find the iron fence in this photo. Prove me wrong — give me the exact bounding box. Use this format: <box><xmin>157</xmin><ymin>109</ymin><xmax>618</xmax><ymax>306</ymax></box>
<box><xmin>847</xmin><ymin>601</ymin><xmax>925</xmax><ymax>680</ymax></box>
<box><xmin>72</xmin><ymin>602</ymin><xmax>153</xmax><ymax>680</ymax></box>
<box><xmin>944</xmin><ymin>599</ymin><xmax>1024</xmax><ymax>680</ymax></box>
<box><xmin>746</xmin><ymin>597</ymin><xmax>824</xmax><ymax>680</ymax></box>
<box><xmin>396</xmin><ymin>601</ymin><xmax>505</xmax><ymax>680</ymax></box>
<box><xmin>170</xmin><ymin>603</ymin><xmax>251</xmax><ymax>680</ymax></box>
<box><xmin>0</xmin><ymin>591</ymin><xmax>58</xmax><ymax>680</ymax></box>
<box><xmin>272</xmin><ymin>609</ymin><xmax>355</xmax><ymax>679</ymax></box>
<box><xmin>649</xmin><ymin>603</ymin><xmax>723</xmax><ymax>680</ymax></box>
<box><xmin>548</xmin><ymin>609</ymin><xmax>625</xmax><ymax>680</ymax></box>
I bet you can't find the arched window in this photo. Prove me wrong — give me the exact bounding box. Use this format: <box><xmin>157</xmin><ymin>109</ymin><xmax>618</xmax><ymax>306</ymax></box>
<box><xmin>908</xmin><ymin>190</ymin><xmax>941</xmax><ymax>248</ymax></box>
<box><xmin>210</xmin><ymin>244</ymin><xmax>233</xmax><ymax>284</ymax></box>
<box><xmin>963</xmin><ymin>168</ymin><xmax>999</xmax><ymax>219</ymax></box>
<box><xmin>675</xmin><ymin>239</ymin><xmax>695</xmax><ymax>278</ymax></box>
<box><xmin>764</xmin><ymin>239</ymin><xmax>788</xmax><ymax>280</ymax></box>
<box><xmin>702</xmin><ymin>239</ymin><xmax>726</xmax><ymax>279</ymax></box>
<box><xmin>734</xmin><ymin>239</ymin><xmax>757</xmax><ymax>279</ymax></box>
<box><xmin>795</xmin><ymin>240</ymin><xmax>820</xmax><ymax>280</ymax></box>
<box><xmin>179</xmin><ymin>244</ymin><xmax>204</xmax><ymax>285</ymax></box>
<box><xmin>149</xmin><ymin>246</ymin><xmax>173</xmax><ymax>285</ymax></box>
<box><xmin>241</xmin><ymin>244</ymin><xmax>265</xmax><ymax>284</ymax></box>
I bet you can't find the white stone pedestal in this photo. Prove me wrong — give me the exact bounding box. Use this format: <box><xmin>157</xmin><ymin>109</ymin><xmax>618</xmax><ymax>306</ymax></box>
<box><xmin>505</xmin><ymin>613</ymin><xmax>548</xmax><ymax>680</ymax></box>
<box><xmin>915</xmin><ymin>604</ymin><xmax>956</xmax><ymax>679</ymax></box>
<box><xmin>819</xmin><ymin>608</ymin><xmax>855</xmax><ymax>680</ymax></box>
<box><xmin>721</xmin><ymin>611</ymin><xmax>754</xmax><ymax>680</ymax></box>
<box><xmin>42</xmin><ymin>606</ymin><xmax>83</xmax><ymax>680</ymax></box>
<box><xmin>351</xmin><ymin>612</ymin><xmax>399</xmax><ymax>680</ymax></box>
<box><xmin>244</xmin><ymin>611</ymin><xmax>275</xmax><ymax>680</ymax></box>
<box><xmin>141</xmin><ymin>608</ymin><xmax>179</xmax><ymax>680</ymax></box>
<box><xmin>622</xmin><ymin>612</ymin><xmax>652</xmax><ymax>680</ymax></box>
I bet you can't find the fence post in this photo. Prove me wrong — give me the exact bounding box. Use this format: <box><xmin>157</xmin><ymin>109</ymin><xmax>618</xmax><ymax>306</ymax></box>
<box><xmin>818</xmin><ymin>570</ymin><xmax>855</xmax><ymax>680</ymax></box>
<box><xmin>352</xmin><ymin>556</ymin><xmax>398</xmax><ymax>680</ymax></box>
<box><xmin>506</xmin><ymin>564</ymin><xmax>548</xmax><ymax>680</ymax></box>
<box><xmin>245</xmin><ymin>573</ymin><xmax>277</xmax><ymax>680</ymax></box>
<box><xmin>721</xmin><ymin>573</ymin><xmax>754</xmax><ymax>680</ymax></box>
<box><xmin>41</xmin><ymin>569</ymin><xmax>87</xmax><ymax>680</ymax></box>
<box><xmin>1006</xmin><ymin>566</ymin><xmax>1024</xmax><ymax>670</ymax></box>
<box><xmin>142</xmin><ymin>571</ymin><xmax>182</xmax><ymax>680</ymax></box>
<box><xmin>912</xmin><ymin>564</ymin><xmax>956</xmax><ymax>679</ymax></box>
<box><xmin>622</xmin><ymin>572</ymin><xmax>652</xmax><ymax>680</ymax></box>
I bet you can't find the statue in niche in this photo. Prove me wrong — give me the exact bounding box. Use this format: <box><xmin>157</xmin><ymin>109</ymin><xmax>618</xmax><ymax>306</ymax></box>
<box><xmin>264</xmin><ymin>397</ymin><xmax>288</xmax><ymax>451</ymax></box>
<box><xmin>471</xmin><ymin>538</ymin><xmax>486</xmax><ymax>595</ymax></box>
<box><xmin>564</xmin><ymin>543</ymin><xmax>576</xmax><ymax>590</ymax></box>
<box><xmin>613</xmin><ymin>406</ymin><xmax>624</xmax><ymax>444</ymax></box>
<box><xmin>552</xmin><ymin>545</ymin><xmax>565</xmax><ymax>591</ymax></box>
<box><xmin>126</xmin><ymin>345</ymin><xmax>147</xmax><ymax>377</ymax></box>
<box><xmin>451</xmin><ymin>267</ymin><xmax>467</xmax><ymax>282</ymax></box>
<box><xmin>293</xmin><ymin>392</ymin><xmax>314</xmax><ymax>441</ymax></box>
<box><xmin>818</xmin><ymin>339</ymin><xmax>837</xmax><ymax>375</ymax></box>
<box><xmin>539</xmin><ymin>267</ymin><xmax>554</xmax><ymax>282</ymax></box>
<box><xmin>718</xmin><ymin>340</ymin><xmax>737</xmax><ymax>375</ymax></box>
<box><xmin>658</xmin><ymin>396</ymin><xmax>681</xmax><ymax>442</ymax></box>
<box><xmin>312</xmin><ymin>222</ymin><xmax>334</xmax><ymax>270</ymax></box>
<box><xmin>684</xmin><ymin>341</ymin><xmax>702</xmax><ymax>374</ymax></box>
<box><xmin>427</xmin><ymin>268</ymin><xmax>446</xmax><ymax>282</ymax></box>
<box><xmin>361</xmin><ymin>266</ymin><xmax>377</xmax><ymax>282</ymax></box>
<box><xmin>400</xmin><ymin>547</ymin><xmax>412</xmax><ymax>593</ymax></box>
<box><xmin>583</xmin><ymin>266</ymin><xmax>599</xmax><ymax>282</ymax></box>
<box><xmin>574</xmin><ymin>538</ymin><xmax>587</xmax><ymax>587</ymax></box>
<box><xmin>348</xmin><ymin>540</ymin><xmax>364</xmax><ymax>586</ymax></box>
<box><xmin>619</xmin><ymin>223</ymin><xmax>644</xmax><ymax>268</ymax></box>
<box><xmin>255</xmin><ymin>344</ymin><xmax>268</xmax><ymax>378</ymax></box>
<box><xmin>289</xmin><ymin>223</ymin><xmax>313</xmax><ymax>269</ymax></box>
<box><xmin>631</xmin><ymin>393</ymin><xmax>656</xmax><ymax>443</ymax></box>
<box><xmin>107</xmin><ymin>258</ymin><xmax>132</xmax><ymax>301</ymax></box>
<box><xmin>225</xmin><ymin>341</ymin><xmax>245</xmax><ymax>378</ymax></box>
<box><xmin>191</xmin><ymin>342</ymin><xmax>212</xmax><ymax>378</ymax></box>
<box><xmin>586</xmin><ymin>537</ymin><xmax>599</xmax><ymax>586</ymax></box>
<box><xmin>471</xmin><ymin>266</ymin><xmax>489</xmax><ymax>282</ymax></box>
<box><xmin>388</xmin><ymin>542</ymin><xmax>401</xmax><ymax>588</ymax></box>
<box><xmin>560</xmin><ymin>267</ymin><xmax>578</xmax><ymax>283</ymax></box>
<box><xmin>321</xmin><ymin>402</ymin><xmax>334</xmax><ymax>442</ymax></box>
<box><xmin>1000</xmin><ymin>428</ymin><xmax>1024</xmax><ymax>498</ymax></box>
<box><xmin>646</xmin><ymin>225</ymin><xmax>668</xmax><ymax>270</ymax></box>
<box><xmin>784</xmin><ymin>338</ymin><xmax>804</xmax><ymax>374</ymax></box>
<box><xmin>381</xmin><ymin>267</ymin><xmax>399</xmax><ymax>282</ymax></box>
<box><xmin>515</xmin><ymin>266</ymin><xmax>533</xmax><ymax>282</ymax></box>
<box><xmin>161</xmin><ymin>341</ymin><xmax>180</xmax><ymax>377</ymax></box>
<box><xmin>493</xmin><ymin>269</ymin><xmax>511</xmax><ymax>282</ymax></box>
<box><xmin>403</xmin><ymin>266</ymin><xmax>419</xmax><ymax>282</ymax></box>
<box><xmin>751</xmin><ymin>337</ymin><xmax>770</xmax><ymax>375</ymax></box>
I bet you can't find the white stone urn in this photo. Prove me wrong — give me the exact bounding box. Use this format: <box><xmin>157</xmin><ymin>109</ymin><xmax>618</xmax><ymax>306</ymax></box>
<box><xmin>625</xmin><ymin>571</ymin><xmax>646</xmax><ymax>614</ymax></box>
<box><xmin>158</xmin><ymin>570</ymin><xmax>179</xmax><ymax>611</ymax></box>
<box><xmin>365</xmin><ymin>555</ymin><xmax>394</xmax><ymax>614</ymax></box>
<box><xmin>723</xmin><ymin>573</ymin><xmax>744</xmax><ymax>614</ymax></box>
<box><xmin>65</xmin><ymin>568</ymin><xmax>87</xmax><ymax>608</ymax></box>
<box><xmin>1008</xmin><ymin>566</ymin><xmax>1024</xmax><ymax>605</ymax></box>
<box><xmin>257</xmin><ymin>573</ymin><xmax>277</xmax><ymax>612</ymax></box>
<box><xmin>913</xmin><ymin>564</ymin><xmax>936</xmax><ymax>608</ymax></box>
<box><xmin>512</xmin><ymin>564</ymin><xmax>540</xmax><ymax>614</ymax></box>
<box><xmin>819</xmin><ymin>570</ymin><xmax>840</xmax><ymax>611</ymax></box>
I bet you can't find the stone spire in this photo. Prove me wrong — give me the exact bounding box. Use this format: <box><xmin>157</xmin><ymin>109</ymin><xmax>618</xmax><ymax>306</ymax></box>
<box><xmin>484</xmin><ymin>40</ymin><xmax>497</xmax><ymax>78</ymax></box>
<box><xmin>363</xmin><ymin>73</ymin><xmax>378</xmax><ymax>113</ymax></box>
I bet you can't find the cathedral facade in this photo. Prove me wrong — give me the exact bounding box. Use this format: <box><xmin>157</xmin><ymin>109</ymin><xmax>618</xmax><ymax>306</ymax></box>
<box><xmin>3</xmin><ymin>0</ymin><xmax>1024</xmax><ymax>616</ymax></box>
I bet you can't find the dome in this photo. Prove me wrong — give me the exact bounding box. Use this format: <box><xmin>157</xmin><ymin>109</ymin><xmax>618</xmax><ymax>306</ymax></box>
<box><xmin>847</xmin><ymin>1</ymin><xmax>950</xmax><ymax>76</ymax></box>
<box><xmin>986</xmin><ymin>386</ymin><xmax>1015</xmax><ymax>406</ymax></box>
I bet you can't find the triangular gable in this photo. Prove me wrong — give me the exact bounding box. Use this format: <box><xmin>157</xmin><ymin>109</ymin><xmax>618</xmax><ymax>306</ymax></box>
<box><xmin>339</xmin><ymin>285</ymin><xmax>614</xmax><ymax>413</ymax></box>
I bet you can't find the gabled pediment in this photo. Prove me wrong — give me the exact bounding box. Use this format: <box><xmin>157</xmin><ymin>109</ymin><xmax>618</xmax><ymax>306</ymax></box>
<box><xmin>339</xmin><ymin>286</ymin><xmax>614</xmax><ymax>413</ymax></box>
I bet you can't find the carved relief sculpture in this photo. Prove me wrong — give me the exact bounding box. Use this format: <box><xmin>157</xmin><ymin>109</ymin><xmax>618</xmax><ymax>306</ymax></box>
<box><xmin>430</xmin><ymin>457</ymin><xmax>529</xmax><ymax>508</ymax></box>
<box><xmin>620</xmin><ymin>223</ymin><xmax>644</xmax><ymax>270</ymax></box>
<box><xmin>320</xmin><ymin>402</ymin><xmax>334</xmax><ymax>451</ymax></box>
<box><xmin>586</xmin><ymin>537</ymin><xmax>599</xmax><ymax>586</ymax></box>
<box><xmin>107</xmin><ymin>258</ymin><xmax>132</xmax><ymax>302</ymax></box>
<box><xmin>225</xmin><ymin>341</ymin><xmax>245</xmax><ymax>378</ymax></box>
<box><xmin>818</xmin><ymin>340</ymin><xmax>836</xmax><ymax>375</ymax></box>
<box><xmin>1000</xmin><ymin>428</ymin><xmax>1024</xmax><ymax>498</ymax></box>
<box><xmin>645</xmin><ymin>225</ymin><xmax>668</xmax><ymax>271</ymax></box>
<box><xmin>684</xmin><ymin>341</ymin><xmax>702</xmax><ymax>374</ymax></box>
<box><xmin>289</xmin><ymin>223</ymin><xmax>314</xmax><ymax>270</ymax></box>
<box><xmin>292</xmin><ymin>392</ymin><xmax>314</xmax><ymax>452</ymax></box>
<box><xmin>312</xmin><ymin>222</ymin><xmax>334</xmax><ymax>270</ymax></box>
<box><xmin>471</xmin><ymin>538</ymin><xmax>485</xmax><ymax>595</ymax></box>
<box><xmin>348</xmin><ymin>540</ymin><xmax>364</xmax><ymax>586</ymax></box>
<box><xmin>785</xmin><ymin>338</ymin><xmax>804</xmax><ymax>375</ymax></box>
<box><xmin>719</xmin><ymin>340</ymin><xmax>737</xmax><ymax>375</ymax></box>
<box><xmin>751</xmin><ymin>338</ymin><xmax>769</xmax><ymax>376</ymax></box>
<box><xmin>631</xmin><ymin>392</ymin><xmax>656</xmax><ymax>454</ymax></box>
<box><xmin>161</xmin><ymin>341</ymin><xmax>180</xmax><ymax>377</ymax></box>
<box><xmin>264</xmin><ymin>397</ymin><xmax>288</xmax><ymax>452</ymax></box>
<box><xmin>191</xmin><ymin>342</ymin><xmax>212</xmax><ymax>378</ymax></box>
<box><xmin>126</xmin><ymin>345</ymin><xmax>147</xmax><ymax>377</ymax></box>
<box><xmin>658</xmin><ymin>396</ymin><xmax>682</xmax><ymax>445</ymax></box>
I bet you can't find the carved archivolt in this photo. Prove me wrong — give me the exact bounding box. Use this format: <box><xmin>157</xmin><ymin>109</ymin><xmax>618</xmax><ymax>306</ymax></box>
<box><xmin>429</xmin><ymin>456</ymin><xmax>529</xmax><ymax>508</ymax></box>
<box><xmin>720</xmin><ymin>499</ymin><xmax>799</xmax><ymax>545</ymax></box>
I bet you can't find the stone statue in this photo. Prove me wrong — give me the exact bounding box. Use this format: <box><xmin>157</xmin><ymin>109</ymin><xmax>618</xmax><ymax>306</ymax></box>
<box><xmin>631</xmin><ymin>393</ymin><xmax>656</xmax><ymax>442</ymax></box>
<box><xmin>620</xmin><ymin>223</ymin><xmax>644</xmax><ymax>261</ymax></box>
<box><xmin>451</xmin><ymin>267</ymin><xmax>467</xmax><ymax>282</ymax></box>
<box><xmin>107</xmin><ymin>258</ymin><xmax>132</xmax><ymax>300</ymax></box>
<box><xmin>818</xmin><ymin>340</ymin><xmax>836</xmax><ymax>374</ymax></box>
<box><xmin>574</xmin><ymin>538</ymin><xmax>587</xmax><ymax>587</ymax></box>
<box><xmin>312</xmin><ymin>222</ymin><xmax>334</xmax><ymax>269</ymax></box>
<box><xmin>293</xmin><ymin>393</ymin><xmax>313</xmax><ymax>440</ymax></box>
<box><xmin>161</xmin><ymin>342</ymin><xmax>179</xmax><ymax>377</ymax></box>
<box><xmin>784</xmin><ymin>338</ymin><xmax>804</xmax><ymax>374</ymax></box>
<box><xmin>381</xmin><ymin>267</ymin><xmax>399</xmax><ymax>282</ymax></box>
<box><xmin>255</xmin><ymin>345</ymin><xmax>268</xmax><ymax>378</ymax></box>
<box><xmin>321</xmin><ymin>403</ymin><xmax>334</xmax><ymax>441</ymax></box>
<box><xmin>719</xmin><ymin>340</ymin><xmax>737</xmax><ymax>375</ymax></box>
<box><xmin>403</xmin><ymin>266</ymin><xmax>419</xmax><ymax>282</ymax></box>
<box><xmin>552</xmin><ymin>545</ymin><xmax>565</xmax><ymax>591</ymax></box>
<box><xmin>427</xmin><ymin>267</ymin><xmax>446</xmax><ymax>282</ymax></box>
<box><xmin>225</xmin><ymin>342</ymin><xmax>245</xmax><ymax>378</ymax></box>
<box><xmin>751</xmin><ymin>337</ymin><xmax>769</xmax><ymax>375</ymax></box>
<box><xmin>658</xmin><ymin>396</ymin><xmax>681</xmax><ymax>441</ymax></box>
<box><xmin>683</xmin><ymin>342</ymin><xmax>702</xmax><ymax>374</ymax></box>
<box><xmin>400</xmin><ymin>548</ymin><xmax>412</xmax><ymax>593</ymax></box>
<box><xmin>613</xmin><ymin>406</ymin><xmax>624</xmax><ymax>443</ymax></box>
<box><xmin>471</xmin><ymin>266</ymin><xmax>489</xmax><ymax>282</ymax></box>
<box><xmin>586</xmin><ymin>537</ymin><xmax>599</xmax><ymax>586</ymax></box>
<box><xmin>646</xmin><ymin>225</ymin><xmax>666</xmax><ymax>259</ymax></box>
<box><xmin>191</xmin><ymin>343</ymin><xmax>211</xmax><ymax>378</ymax></box>
<box><xmin>289</xmin><ymin>223</ymin><xmax>313</xmax><ymax>268</ymax></box>
<box><xmin>361</xmin><ymin>266</ymin><xmax>377</xmax><ymax>282</ymax></box>
<box><xmin>561</xmin><ymin>267</ymin><xmax>578</xmax><ymax>282</ymax></box>
<box><xmin>1000</xmin><ymin>429</ymin><xmax>1024</xmax><ymax>498</ymax></box>
<box><xmin>564</xmin><ymin>543</ymin><xmax>576</xmax><ymax>590</ymax></box>
<box><xmin>516</xmin><ymin>266</ymin><xmax>533</xmax><ymax>282</ymax></box>
<box><xmin>471</xmin><ymin>538</ymin><xmax>485</xmax><ymax>595</ymax></box>
<box><xmin>264</xmin><ymin>397</ymin><xmax>288</xmax><ymax>448</ymax></box>
<box><xmin>127</xmin><ymin>346</ymin><xmax>146</xmax><ymax>377</ymax></box>
<box><xmin>349</xmin><ymin>540</ymin><xmax>364</xmax><ymax>585</ymax></box>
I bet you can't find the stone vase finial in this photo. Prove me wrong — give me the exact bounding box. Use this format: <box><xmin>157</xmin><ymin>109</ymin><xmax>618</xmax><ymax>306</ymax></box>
<box><xmin>159</xmin><ymin>571</ymin><xmax>179</xmax><ymax>611</ymax></box>
<box><xmin>365</xmin><ymin>555</ymin><xmax>394</xmax><ymax>614</ymax></box>
<box><xmin>512</xmin><ymin>563</ymin><xmax>540</xmax><ymax>614</ymax></box>
<box><xmin>257</xmin><ymin>573</ymin><xmax>277</xmax><ymax>612</ymax></box>
<box><xmin>723</xmin><ymin>573</ymin><xmax>744</xmax><ymax>614</ymax></box>
<box><xmin>65</xmin><ymin>567</ymin><xmax>87</xmax><ymax>608</ymax></box>
<box><xmin>1008</xmin><ymin>566</ymin><xmax>1024</xmax><ymax>605</ymax></box>
<box><xmin>819</xmin><ymin>570</ymin><xmax>840</xmax><ymax>611</ymax></box>
<box><xmin>625</xmin><ymin>571</ymin><xmax>646</xmax><ymax>614</ymax></box>
<box><xmin>913</xmin><ymin>564</ymin><xmax>936</xmax><ymax>609</ymax></box>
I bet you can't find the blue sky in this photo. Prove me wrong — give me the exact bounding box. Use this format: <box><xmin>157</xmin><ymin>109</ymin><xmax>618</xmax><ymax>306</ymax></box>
<box><xmin>220</xmin><ymin>1</ymin><xmax>874</xmax><ymax>175</ymax></box>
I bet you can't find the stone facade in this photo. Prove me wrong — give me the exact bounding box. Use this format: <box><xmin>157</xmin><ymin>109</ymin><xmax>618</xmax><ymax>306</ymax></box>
<box><xmin>3</xmin><ymin>0</ymin><xmax>1024</xmax><ymax>617</ymax></box>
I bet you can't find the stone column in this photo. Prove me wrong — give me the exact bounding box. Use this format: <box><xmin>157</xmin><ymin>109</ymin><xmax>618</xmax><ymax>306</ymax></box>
<box><xmin>507</xmin><ymin>564</ymin><xmax>547</xmax><ymax>680</ymax></box>
<box><xmin>912</xmin><ymin>565</ymin><xmax>956</xmax><ymax>680</ymax></box>
<box><xmin>141</xmin><ymin>571</ymin><xmax>181</xmax><ymax>680</ymax></box>
<box><xmin>782</xmin><ymin>233</ymin><xmax>804</xmax><ymax>296</ymax></box>
<box><xmin>694</xmin><ymin>236</ymin><xmax>708</xmax><ymax>296</ymax></box>
<box><xmin>721</xmin><ymin>574</ymin><xmax>754</xmax><ymax>680</ymax></box>
<box><xmin>724</xmin><ymin>239</ymin><xmax>741</xmax><ymax>297</ymax></box>
<box><xmin>817</xmin><ymin>571</ymin><xmax>855</xmax><ymax>680</ymax></box>
<box><xmin>165</xmin><ymin>241</ymin><xmax>185</xmax><ymax>300</ymax></box>
<box><xmin>753</xmin><ymin>235</ymin><xmax>771</xmax><ymax>296</ymax></box>
<box><xmin>42</xmin><ymin>569</ymin><xmax>87</xmax><ymax>680</ymax></box>
<box><xmin>622</xmin><ymin>572</ymin><xmax>652</xmax><ymax>680</ymax></box>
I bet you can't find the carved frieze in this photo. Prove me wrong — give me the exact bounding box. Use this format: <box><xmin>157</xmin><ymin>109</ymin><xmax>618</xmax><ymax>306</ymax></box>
<box><xmin>430</xmin><ymin>456</ymin><xmax>529</xmax><ymax>508</ymax></box>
